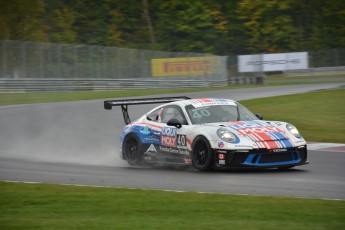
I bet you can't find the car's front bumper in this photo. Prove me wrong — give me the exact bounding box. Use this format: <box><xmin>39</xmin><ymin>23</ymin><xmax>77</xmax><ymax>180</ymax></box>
<box><xmin>213</xmin><ymin>145</ymin><xmax>308</xmax><ymax>169</ymax></box>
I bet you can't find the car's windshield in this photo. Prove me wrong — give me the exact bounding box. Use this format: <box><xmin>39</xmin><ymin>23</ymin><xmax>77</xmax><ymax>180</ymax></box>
<box><xmin>185</xmin><ymin>103</ymin><xmax>258</xmax><ymax>124</ymax></box>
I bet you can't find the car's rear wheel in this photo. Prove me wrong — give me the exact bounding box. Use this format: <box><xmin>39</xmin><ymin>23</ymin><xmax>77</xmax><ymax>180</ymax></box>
<box><xmin>123</xmin><ymin>134</ymin><xmax>143</xmax><ymax>166</ymax></box>
<box><xmin>192</xmin><ymin>136</ymin><xmax>213</xmax><ymax>171</ymax></box>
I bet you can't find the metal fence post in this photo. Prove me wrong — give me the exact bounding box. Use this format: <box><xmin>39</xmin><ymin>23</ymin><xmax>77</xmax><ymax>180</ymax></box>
<box><xmin>21</xmin><ymin>41</ymin><xmax>27</xmax><ymax>78</ymax></box>
<box><xmin>1</xmin><ymin>41</ymin><xmax>6</xmax><ymax>78</ymax></box>
<box><xmin>40</xmin><ymin>43</ymin><xmax>44</xmax><ymax>78</ymax></box>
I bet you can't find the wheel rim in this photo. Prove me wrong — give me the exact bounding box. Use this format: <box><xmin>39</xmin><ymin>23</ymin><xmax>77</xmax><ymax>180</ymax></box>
<box><xmin>125</xmin><ymin>139</ymin><xmax>138</xmax><ymax>161</ymax></box>
<box><xmin>195</xmin><ymin>143</ymin><xmax>208</xmax><ymax>166</ymax></box>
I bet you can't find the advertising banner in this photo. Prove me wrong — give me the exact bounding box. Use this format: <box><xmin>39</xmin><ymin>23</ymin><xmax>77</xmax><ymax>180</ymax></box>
<box><xmin>238</xmin><ymin>52</ymin><xmax>308</xmax><ymax>72</ymax></box>
<box><xmin>152</xmin><ymin>57</ymin><xmax>215</xmax><ymax>77</ymax></box>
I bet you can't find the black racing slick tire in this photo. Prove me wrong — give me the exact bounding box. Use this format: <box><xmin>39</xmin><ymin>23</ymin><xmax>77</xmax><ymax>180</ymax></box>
<box><xmin>192</xmin><ymin>136</ymin><xmax>213</xmax><ymax>171</ymax></box>
<box><xmin>123</xmin><ymin>134</ymin><xmax>143</xmax><ymax>166</ymax></box>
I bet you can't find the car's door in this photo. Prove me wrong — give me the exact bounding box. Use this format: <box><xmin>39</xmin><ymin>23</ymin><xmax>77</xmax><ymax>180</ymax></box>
<box><xmin>159</xmin><ymin>105</ymin><xmax>190</xmax><ymax>156</ymax></box>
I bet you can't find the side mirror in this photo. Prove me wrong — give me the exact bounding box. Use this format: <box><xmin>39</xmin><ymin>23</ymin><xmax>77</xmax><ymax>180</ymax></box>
<box><xmin>167</xmin><ymin>119</ymin><xmax>182</xmax><ymax>129</ymax></box>
<box><xmin>255</xmin><ymin>113</ymin><xmax>263</xmax><ymax>120</ymax></box>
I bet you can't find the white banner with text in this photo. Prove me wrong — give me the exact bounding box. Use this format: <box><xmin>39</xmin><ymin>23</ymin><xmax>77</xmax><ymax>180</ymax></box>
<box><xmin>238</xmin><ymin>52</ymin><xmax>308</xmax><ymax>72</ymax></box>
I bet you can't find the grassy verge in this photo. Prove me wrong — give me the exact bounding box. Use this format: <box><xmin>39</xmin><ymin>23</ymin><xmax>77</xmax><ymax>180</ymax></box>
<box><xmin>266</xmin><ymin>74</ymin><xmax>345</xmax><ymax>81</ymax></box>
<box><xmin>1</xmin><ymin>181</ymin><xmax>344</xmax><ymax>230</ymax></box>
<box><xmin>240</xmin><ymin>89</ymin><xmax>345</xmax><ymax>143</ymax></box>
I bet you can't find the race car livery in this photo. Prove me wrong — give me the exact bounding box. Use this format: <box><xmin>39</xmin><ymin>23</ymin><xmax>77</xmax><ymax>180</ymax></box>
<box><xmin>104</xmin><ymin>97</ymin><xmax>308</xmax><ymax>171</ymax></box>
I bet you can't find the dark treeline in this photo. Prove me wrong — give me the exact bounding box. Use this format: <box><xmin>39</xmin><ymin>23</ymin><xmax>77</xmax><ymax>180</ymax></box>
<box><xmin>1</xmin><ymin>0</ymin><xmax>344</xmax><ymax>55</ymax></box>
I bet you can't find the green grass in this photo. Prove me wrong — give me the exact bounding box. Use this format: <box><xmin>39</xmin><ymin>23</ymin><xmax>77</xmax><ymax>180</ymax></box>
<box><xmin>0</xmin><ymin>181</ymin><xmax>344</xmax><ymax>230</ymax></box>
<box><xmin>266</xmin><ymin>74</ymin><xmax>345</xmax><ymax>81</ymax></box>
<box><xmin>240</xmin><ymin>89</ymin><xmax>345</xmax><ymax>143</ymax></box>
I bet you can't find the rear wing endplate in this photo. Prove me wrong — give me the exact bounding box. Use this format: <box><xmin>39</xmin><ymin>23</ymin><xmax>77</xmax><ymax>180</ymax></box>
<box><xmin>104</xmin><ymin>96</ymin><xmax>190</xmax><ymax>125</ymax></box>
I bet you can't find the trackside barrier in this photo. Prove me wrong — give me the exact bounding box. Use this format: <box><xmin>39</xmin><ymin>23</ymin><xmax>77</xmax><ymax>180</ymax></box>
<box><xmin>0</xmin><ymin>77</ymin><xmax>260</xmax><ymax>92</ymax></box>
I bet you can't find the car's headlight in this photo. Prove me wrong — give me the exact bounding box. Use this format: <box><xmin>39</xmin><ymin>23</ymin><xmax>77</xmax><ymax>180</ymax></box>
<box><xmin>217</xmin><ymin>128</ymin><xmax>237</xmax><ymax>142</ymax></box>
<box><xmin>286</xmin><ymin>124</ymin><xmax>301</xmax><ymax>138</ymax></box>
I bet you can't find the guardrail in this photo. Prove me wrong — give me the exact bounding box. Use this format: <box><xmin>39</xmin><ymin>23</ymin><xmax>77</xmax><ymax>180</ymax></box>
<box><xmin>0</xmin><ymin>77</ymin><xmax>260</xmax><ymax>92</ymax></box>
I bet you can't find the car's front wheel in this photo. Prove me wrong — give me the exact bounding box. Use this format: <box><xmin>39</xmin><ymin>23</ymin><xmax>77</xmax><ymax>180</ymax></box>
<box><xmin>123</xmin><ymin>134</ymin><xmax>143</xmax><ymax>166</ymax></box>
<box><xmin>192</xmin><ymin>136</ymin><xmax>213</xmax><ymax>171</ymax></box>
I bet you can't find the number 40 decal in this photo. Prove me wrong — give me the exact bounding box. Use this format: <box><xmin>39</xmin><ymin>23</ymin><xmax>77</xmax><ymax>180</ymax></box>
<box><xmin>177</xmin><ymin>135</ymin><xmax>187</xmax><ymax>147</ymax></box>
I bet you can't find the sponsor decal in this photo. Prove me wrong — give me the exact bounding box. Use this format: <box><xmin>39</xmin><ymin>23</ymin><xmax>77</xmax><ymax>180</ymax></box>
<box><xmin>273</xmin><ymin>148</ymin><xmax>287</xmax><ymax>152</ymax></box>
<box><xmin>161</xmin><ymin>127</ymin><xmax>177</xmax><ymax>147</ymax></box>
<box><xmin>228</xmin><ymin>121</ymin><xmax>293</xmax><ymax>149</ymax></box>
<box><xmin>247</xmin><ymin>59</ymin><xmax>300</xmax><ymax>66</ymax></box>
<box><xmin>164</xmin><ymin>60</ymin><xmax>210</xmax><ymax>73</ymax></box>
<box><xmin>161</xmin><ymin>136</ymin><xmax>176</xmax><ymax>147</ymax></box>
<box><xmin>191</xmin><ymin>98</ymin><xmax>236</xmax><ymax>107</ymax></box>
<box><xmin>161</xmin><ymin>127</ymin><xmax>177</xmax><ymax>136</ymax></box>
<box><xmin>159</xmin><ymin>146</ymin><xmax>179</xmax><ymax>154</ymax></box>
<box><xmin>216</xmin><ymin>150</ymin><xmax>227</xmax><ymax>154</ymax></box>
<box><xmin>142</xmin><ymin>136</ymin><xmax>160</xmax><ymax>144</ymax></box>
<box><xmin>217</xmin><ymin>141</ymin><xmax>225</xmax><ymax>148</ymax></box>
<box><xmin>236</xmin><ymin>126</ymin><xmax>283</xmax><ymax>135</ymax></box>
<box><xmin>234</xmin><ymin>145</ymin><xmax>253</xmax><ymax>148</ymax></box>
<box><xmin>228</xmin><ymin>122</ymin><xmax>284</xmax><ymax>137</ymax></box>
<box><xmin>151</xmin><ymin>57</ymin><xmax>214</xmax><ymax>77</ymax></box>
<box><xmin>238</xmin><ymin>52</ymin><xmax>308</xmax><ymax>72</ymax></box>
<box><xmin>144</xmin><ymin>156</ymin><xmax>152</xmax><ymax>160</ymax></box>
<box><xmin>228</xmin><ymin>121</ymin><xmax>276</xmax><ymax>129</ymax></box>
<box><xmin>179</xmin><ymin>149</ymin><xmax>190</xmax><ymax>155</ymax></box>
<box><xmin>140</xmin><ymin>126</ymin><xmax>150</xmax><ymax>135</ymax></box>
<box><xmin>147</xmin><ymin>144</ymin><xmax>157</xmax><ymax>152</ymax></box>
<box><xmin>144</xmin><ymin>145</ymin><xmax>159</xmax><ymax>160</ymax></box>
<box><xmin>219</xmin><ymin>160</ymin><xmax>226</xmax><ymax>165</ymax></box>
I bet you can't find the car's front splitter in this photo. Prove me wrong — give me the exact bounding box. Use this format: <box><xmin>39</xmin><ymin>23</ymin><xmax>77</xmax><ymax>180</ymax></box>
<box><xmin>213</xmin><ymin>146</ymin><xmax>308</xmax><ymax>169</ymax></box>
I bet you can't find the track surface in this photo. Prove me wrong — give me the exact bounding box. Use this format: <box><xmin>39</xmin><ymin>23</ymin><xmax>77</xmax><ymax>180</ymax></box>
<box><xmin>1</xmin><ymin>83</ymin><xmax>344</xmax><ymax>199</ymax></box>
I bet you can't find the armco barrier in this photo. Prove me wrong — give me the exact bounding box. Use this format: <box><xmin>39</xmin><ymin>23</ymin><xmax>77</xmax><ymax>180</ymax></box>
<box><xmin>0</xmin><ymin>77</ymin><xmax>259</xmax><ymax>92</ymax></box>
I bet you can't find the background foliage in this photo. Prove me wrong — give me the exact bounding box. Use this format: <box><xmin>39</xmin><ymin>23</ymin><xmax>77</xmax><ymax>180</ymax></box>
<box><xmin>0</xmin><ymin>0</ymin><xmax>344</xmax><ymax>54</ymax></box>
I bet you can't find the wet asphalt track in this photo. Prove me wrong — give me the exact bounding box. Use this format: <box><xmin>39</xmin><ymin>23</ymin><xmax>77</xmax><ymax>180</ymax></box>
<box><xmin>0</xmin><ymin>83</ymin><xmax>344</xmax><ymax>199</ymax></box>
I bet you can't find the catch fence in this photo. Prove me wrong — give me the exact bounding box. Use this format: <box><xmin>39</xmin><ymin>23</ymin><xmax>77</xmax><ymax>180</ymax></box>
<box><xmin>0</xmin><ymin>40</ymin><xmax>344</xmax><ymax>92</ymax></box>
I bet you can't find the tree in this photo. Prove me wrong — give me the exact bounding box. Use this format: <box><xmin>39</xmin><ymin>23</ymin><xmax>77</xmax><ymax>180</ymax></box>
<box><xmin>153</xmin><ymin>0</ymin><xmax>229</xmax><ymax>53</ymax></box>
<box><xmin>49</xmin><ymin>6</ymin><xmax>77</xmax><ymax>43</ymax></box>
<box><xmin>0</xmin><ymin>0</ymin><xmax>47</xmax><ymax>41</ymax></box>
<box><xmin>292</xmin><ymin>0</ymin><xmax>345</xmax><ymax>50</ymax></box>
<box><xmin>237</xmin><ymin>0</ymin><xmax>299</xmax><ymax>53</ymax></box>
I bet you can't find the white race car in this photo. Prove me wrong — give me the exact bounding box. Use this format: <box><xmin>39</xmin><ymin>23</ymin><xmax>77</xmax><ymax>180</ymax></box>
<box><xmin>104</xmin><ymin>97</ymin><xmax>308</xmax><ymax>171</ymax></box>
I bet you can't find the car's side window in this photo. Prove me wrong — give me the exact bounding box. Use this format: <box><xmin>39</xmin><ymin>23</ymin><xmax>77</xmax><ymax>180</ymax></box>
<box><xmin>161</xmin><ymin>106</ymin><xmax>188</xmax><ymax>125</ymax></box>
<box><xmin>237</xmin><ymin>104</ymin><xmax>258</xmax><ymax>121</ymax></box>
<box><xmin>147</xmin><ymin>108</ymin><xmax>162</xmax><ymax>122</ymax></box>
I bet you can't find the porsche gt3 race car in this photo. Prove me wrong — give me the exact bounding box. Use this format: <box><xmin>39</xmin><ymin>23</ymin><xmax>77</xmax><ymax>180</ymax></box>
<box><xmin>104</xmin><ymin>97</ymin><xmax>308</xmax><ymax>171</ymax></box>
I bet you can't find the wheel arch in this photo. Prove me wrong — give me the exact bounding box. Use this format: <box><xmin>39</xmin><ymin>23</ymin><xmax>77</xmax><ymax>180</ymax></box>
<box><xmin>191</xmin><ymin>135</ymin><xmax>214</xmax><ymax>171</ymax></box>
<box><xmin>122</xmin><ymin>132</ymin><xmax>141</xmax><ymax>160</ymax></box>
<box><xmin>192</xmin><ymin>134</ymin><xmax>211</xmax><ymax>148</ymax></box>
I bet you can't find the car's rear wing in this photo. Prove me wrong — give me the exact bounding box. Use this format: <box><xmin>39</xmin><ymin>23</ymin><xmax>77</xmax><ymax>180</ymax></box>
<box><xmin>104</xmin><ymin>96</ymin><xmax>191</xmax><ymax>124</ymax></box>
